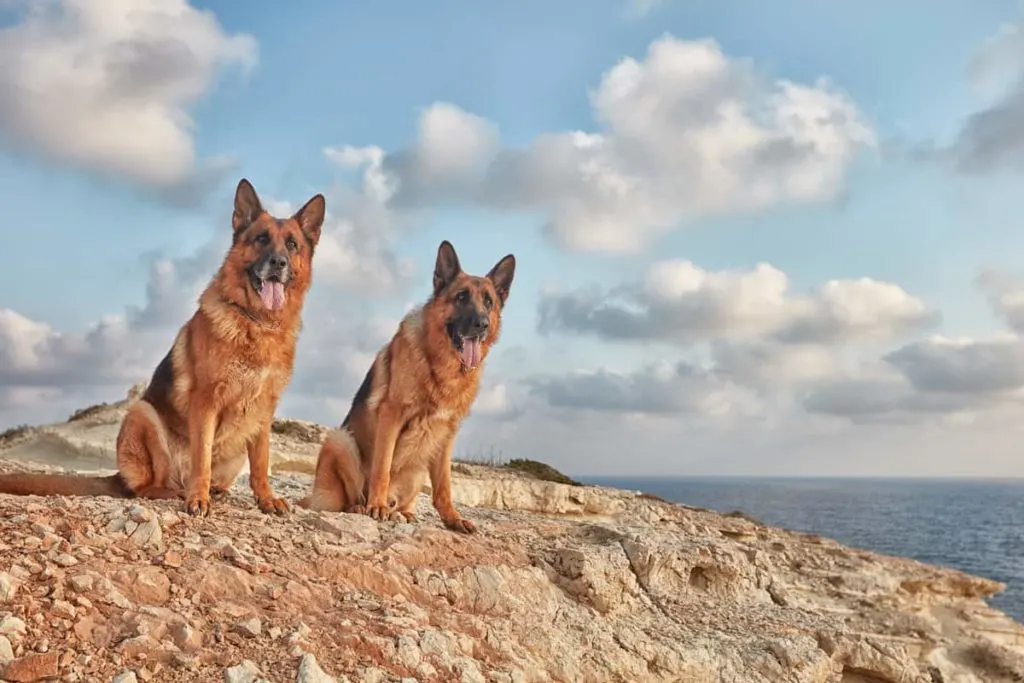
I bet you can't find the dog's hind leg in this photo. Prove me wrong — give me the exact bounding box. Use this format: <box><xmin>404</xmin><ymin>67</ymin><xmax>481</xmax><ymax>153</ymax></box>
<box><xmin>300</xmin><ymin>429</ymin><xmax>365</xmax><ymax>512</ymax></box>
<box><xmin>116</xmin><ymin>401</ymin><xmax>181</xmax><ymax>500</ymax></box>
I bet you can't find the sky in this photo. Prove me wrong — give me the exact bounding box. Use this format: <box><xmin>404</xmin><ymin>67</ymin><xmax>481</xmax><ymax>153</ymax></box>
<box><xmin>4</xmin><ymin>0</ymin><xmax>1024</xmax><ymax>478</ymax></box>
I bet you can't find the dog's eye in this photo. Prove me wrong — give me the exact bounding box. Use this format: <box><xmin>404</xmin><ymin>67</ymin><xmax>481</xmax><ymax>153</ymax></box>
<box><xmin>456</xmin><ymin>289</ymin><xmax>469</xmax><ymax>304</ymax></box>
<box><xmin>286</xmin><ymin>237</ymin><xmax>298</xmax><ymax>252</ymax></box>
<box><xmin>483</xmin><ymin>294</ymin><xmax>493</xmax><ymax>310</ymax></box>
<box><xmin>256</xmin><ymin>233</ymin><xmax>270</xmax><ymax>245</ymax></box>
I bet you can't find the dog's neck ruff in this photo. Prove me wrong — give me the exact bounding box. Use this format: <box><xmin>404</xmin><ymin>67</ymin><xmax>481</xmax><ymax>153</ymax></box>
<box><xmin>223</xmin><ymin>299</ymin><xmax>282</xmax><ymax>331</ymax></box>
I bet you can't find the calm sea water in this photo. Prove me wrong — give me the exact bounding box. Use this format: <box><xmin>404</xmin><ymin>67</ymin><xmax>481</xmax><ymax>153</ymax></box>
<box><xmin>586</xmin><ymin>476</ymin><xmax>1024</xmax><ymax>623</ymax></box>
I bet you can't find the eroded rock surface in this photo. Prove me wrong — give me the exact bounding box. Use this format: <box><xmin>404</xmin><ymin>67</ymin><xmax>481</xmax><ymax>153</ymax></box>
<box><xmin>0</xmin><ymin>393</ymin><xmax>1021</xmax><ymax>682</ymax></box>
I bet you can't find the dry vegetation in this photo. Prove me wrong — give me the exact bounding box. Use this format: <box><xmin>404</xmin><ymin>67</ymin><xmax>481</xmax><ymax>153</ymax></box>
<box><xmin>962</xmin><ymin>639</ymin><xmax>1024</xmax><ymax>679</ymax></box>
<box><xmin>67</xmin><ymin>402</ymin><xmax>112</xmax><ymax>423</ymax></box>
<box><xmin>504</xmin><ymin>458</ymin><xmax>581</xmax><ymax>486</ymax></box>
<box><xmin>270</xmin><ymin>418</ymin><xmax>326</xmax><ymax>444</ymax></box>
<box><xmin>0</xmin><ymin>424</ymin><xmax>31</xmax><ymax>447</ymax></box>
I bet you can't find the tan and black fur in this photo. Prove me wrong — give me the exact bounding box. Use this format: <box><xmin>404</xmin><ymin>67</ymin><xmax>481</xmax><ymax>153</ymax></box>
<box><xmin>0</xmin><ymin>179</ymin><xmax>325</xmax><ymax>517</ymax></box>
<box><xmin>300</xmin><ymin>240</ymin><xmax>515</xmax><ymax>533</ymax></box>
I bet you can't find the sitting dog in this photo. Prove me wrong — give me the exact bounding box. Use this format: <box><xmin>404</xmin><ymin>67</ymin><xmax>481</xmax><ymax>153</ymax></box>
<box><xmin>299</xmin><ymin>240</ymin><xmax>515</xmax><ymax>533</ymax></box>
<box><xmin>0</xmin><ymin>178</ymin><xmax>325</xmax><ymax>517</ymax></box>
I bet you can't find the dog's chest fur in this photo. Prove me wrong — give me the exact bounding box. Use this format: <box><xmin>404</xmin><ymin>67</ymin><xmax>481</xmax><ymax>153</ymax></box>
<box><xmin>213</xmin><ymin>356</ymin><xmax>286</xmax><ymax>446</ymax></box>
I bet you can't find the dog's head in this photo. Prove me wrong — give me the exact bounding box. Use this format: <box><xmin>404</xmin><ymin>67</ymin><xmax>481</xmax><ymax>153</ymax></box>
<box><xmin>226</xmin><ymin>178</ymin><xmax>325</xmax><ymax>315</ymax></box>
<box><xmin>429</xmin><ymin>240</ymin><xmax>516</xmax><ymax>371</ymax></box>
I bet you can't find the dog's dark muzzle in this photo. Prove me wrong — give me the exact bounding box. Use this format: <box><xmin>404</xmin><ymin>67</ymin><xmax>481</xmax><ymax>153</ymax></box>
<box><xmin>252</xmin><ymin>251</ymin><xmax>291</xmax><ymax>285</ymax></box>
<box><xmin>448</xmin><ymin>312</ymin><xmax>489</xmax><ymax>346</ymax></box>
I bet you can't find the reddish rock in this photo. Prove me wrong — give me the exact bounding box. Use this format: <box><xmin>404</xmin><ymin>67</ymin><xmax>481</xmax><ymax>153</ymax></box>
<box><xmin>3</xmin><ymin>651</ymin><xmax>59</xmax><ymax>682</ymax></box>
<box><xmin>112</xmin><ymin>567</ymin><xmax>170</xmax><ymax>606</ymax></box>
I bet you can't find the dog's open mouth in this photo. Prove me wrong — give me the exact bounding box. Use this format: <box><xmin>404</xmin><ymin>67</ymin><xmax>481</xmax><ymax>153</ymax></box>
<box><xmin>449</xmin><ymin>327</ymin><xmax>484</xmax><ymax>370</ymax></box>
<box><xmin>251</xmin><ymin>274</ymin><xmax>287</xmax><ymax>312</ymax></box>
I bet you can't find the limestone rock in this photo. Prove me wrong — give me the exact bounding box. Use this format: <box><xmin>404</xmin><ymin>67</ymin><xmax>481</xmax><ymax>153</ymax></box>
<box><xmin>233</xmin><ymin>617</ymin><xmax>261</xmax><ymax>638</ymax></box>
<box><xmin>0</xmin><ymin>573</ymin><xmax>16</xmax><ymax>603</ymax></box>
<box><xmin>224</xmin><ymin>659</ymin><xmax>262</xmax><ymax>683</ymax></box>
<box><xmin>296</xmin><ymin>653</ymin><xmax>336</xmax><ymax>683</ymax></box>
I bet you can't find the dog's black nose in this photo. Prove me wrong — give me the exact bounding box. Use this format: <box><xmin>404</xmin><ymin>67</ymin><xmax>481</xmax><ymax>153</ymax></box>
<box><xmin>469</xmin><ymin>315</ymin><xmax>490</xmax><ymax>335</ymax></box>
<box><xmin>268</xmin><ymin>253</ymin><xmax>288</xmax><ymax>270</ymax></box>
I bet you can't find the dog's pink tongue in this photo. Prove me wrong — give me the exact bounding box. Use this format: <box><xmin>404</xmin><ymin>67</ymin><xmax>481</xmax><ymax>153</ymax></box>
<box><xmin>260</xmin><ymin>282</ymin><xmax>286</xmax><ymax>311</ymax></box>
<box><xmin>461</xmin><ymin>338</ymin><xmax>483</xmax><ymax>369</ymax></box>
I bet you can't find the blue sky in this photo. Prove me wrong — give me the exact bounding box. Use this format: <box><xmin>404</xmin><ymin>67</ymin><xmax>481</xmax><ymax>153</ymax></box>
<box><xmin>4</xmin><ymin>0</ymin><xmax>1024</xmax><ymax>477</ymax></box>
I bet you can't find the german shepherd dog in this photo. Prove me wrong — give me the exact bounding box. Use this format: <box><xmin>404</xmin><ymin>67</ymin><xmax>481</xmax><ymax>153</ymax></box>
<box><xmin>299</xmin><ymin>240</ymin><xmax>515</xmax><ymax>533</ymax></box>
<box><xmin>0</xmin><ymin>179</ymin><xmax>325</xmax><ymax>517</ymax></box>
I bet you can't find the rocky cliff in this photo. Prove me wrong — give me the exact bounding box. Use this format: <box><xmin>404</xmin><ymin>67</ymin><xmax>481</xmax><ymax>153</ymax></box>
<box><xmin>0</xmin><ymin>389</ymin><xmax>1022</xmax><ymax>683</ymax></box>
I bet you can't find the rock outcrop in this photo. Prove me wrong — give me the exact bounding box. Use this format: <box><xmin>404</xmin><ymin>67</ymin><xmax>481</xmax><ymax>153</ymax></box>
<box><xmin>0</xmin><ymin>390</ymin><xmax>1022</xmax><ymax>682</ymax></box>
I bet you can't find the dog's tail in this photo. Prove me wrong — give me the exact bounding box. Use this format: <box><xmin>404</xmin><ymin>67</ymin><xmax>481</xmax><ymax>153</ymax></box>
<box><xmin>0</xmin><ymin>472</ymin><xmax>133</xmax><ymax>498</ymax></box>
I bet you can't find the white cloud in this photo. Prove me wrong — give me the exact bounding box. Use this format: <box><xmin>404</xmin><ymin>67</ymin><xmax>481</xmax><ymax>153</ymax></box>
<box><xmin>407</xmin><ymin>103</ymin><xmax>499</xmax><ymax>189</ymax></box>
<box><xmin>518</xmin><ymin>261</ymin><xmax>1024</xmax><ymax>467</ymax></box>
<box><xmin>801</xmin><ymin>334</ymin><xmax>1024</xmax><ymax>425</ymax></box>
<box><xmin>526</xmin><ymin>360</ymin><xmax>763</xmax><ymax>419</ymax></box>
<box><xmin>886</xmin><ymin>334</ymin><xmax>1024</xmax><ymax>395</ymax></box>
<box><xmin>538</xmin><ymin>259</ymin><xmax>937</xmax><ymax>346</ymax></box>
<box><xmin>0</xmin><ymin>309</ymin><xmax>155</xmax><ymax>395</ymax></box>
<box><xmin>317</xmin><ymin>147</ymin><xmax>417</xmax><ymax>293</ymax></box>
<box><xmin>710</xmin><ymin>340</ymin><xmax>845</xmax><ymax>387</ymax></box>
<box><xmin>0</xmin><ymin>0</ymin><xmax>255</xmax><ymax>196</ymax></box>
<box><xmin>349</xmin><ymin>35</ymin><xmax>874</xmax><ymax>253</ymax></box>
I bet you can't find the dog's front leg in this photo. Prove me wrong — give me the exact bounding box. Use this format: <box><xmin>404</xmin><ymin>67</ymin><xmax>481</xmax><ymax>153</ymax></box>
<box><xmin>185</xmin><ymin>401</ymin><xmax>217</xmax><ymax>517</ymax></box>
<box><xmin>247</xmin><ymin>422</ymin><xmax>289</xmax><ymax>515</ymax></box>
<box><xmin>365</xmin><ymin>404</ymin><xmax>401</xmax><ymax>521</ymax></box>
<box><xmin>430</xmin><ymin>434</ymin><xmax>476</xmax><ymax>534</ymax></box>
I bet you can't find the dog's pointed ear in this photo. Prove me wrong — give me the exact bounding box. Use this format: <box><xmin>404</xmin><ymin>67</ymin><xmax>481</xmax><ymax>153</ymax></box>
<box><xmin>433</xmin><ymin>240</ymin><xmax>462</xmax><ymax>295</ymax></box>
<box><xmin>293</xmin><ymin>193</ymin><xmax>326</xmax><ymax>247</ymax></box>
<box><xmin>232</xmin><ymin>178</ymin><xmax>263</xmax><ymax>233</ymax></box>
<box><xmin>486</xmin><ymin>253</ymin><xmax>516</xmax><ymax>304</ymax></box>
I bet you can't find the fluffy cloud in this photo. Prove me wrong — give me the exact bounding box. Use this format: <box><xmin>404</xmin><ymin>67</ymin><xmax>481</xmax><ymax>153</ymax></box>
<box><xmin>526</xmin><ymin>360</ymin><xmax>762</xmax><ymax>419</ymax></box>
<box><xmin>538</xmin><ymin>259</ymin><xmax>937</xmax><ymax>346</ymax></box>
<box><xmin>0</xmin><ymin>0</ymin><xmax>255</xmax><ymax>198</ymax></box>
<box><xmin>796</xmin><ymin>270</ymin><xmax>1024</xmax><ymax>425</ymax></box>
<box><xmin>526</xmin><ymin>260</ymin><xmax>1024</xmax><ymax>438</ymax></box>
<box><xmin>381</xmin><ymin>104</ymin><xmax>499</xmax><ymax>207</ymax></box>
<box><xmin>0</xmin><ymin>309</ymin><xmax>159</xmax><ymax>421</ymax></box>
<box><xmin>802</xmin><ymin>334</ymin><xmax>1024</xmax><ymax>424</ymax></box>
<box><xmin>318</xmin><ymin>146</ymin><xmax>417</xmax><ymax>293</ymax></box>
<box><xmin>0</xmin><ymin>310</ymin><xmax>143</xmax><ymax>390</ymax></box>
<box><xmin>887</xmin><ymin>335</ymin><xmax>1024</xmax><ymax>395</ymax></box>
<box><xmin>368</xmin><ymin>36</ymin><xmax>875</xmax><ymax>253</ymax></box>
<box><xmin>710</xmin><ymin>340</ymin><xmax>844</xmax><ymax>387</ymax></box>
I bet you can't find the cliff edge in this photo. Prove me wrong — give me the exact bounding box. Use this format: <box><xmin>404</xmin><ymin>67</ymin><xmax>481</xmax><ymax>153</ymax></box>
<box><xmin>0</xmin><ymin>388</ymin><xmax>1022</xmax><ymax>682</ymax></box>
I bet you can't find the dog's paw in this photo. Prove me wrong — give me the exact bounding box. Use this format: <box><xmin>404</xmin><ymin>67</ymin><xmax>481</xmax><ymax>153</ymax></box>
<box><xmin>184</xmin><ymin>495</ymin><xmax>210</xmax><ymax>517</ymax></box>
<box><xmin>365</xmin><ymin>504</ymin><xmax>391</xmax><ymax>521</ymax></box>
<box><xmin>444</xmin><ymin>517</ymin><xmax>476</xmax><ymax>534</ymax></box>
<box><xmin>256</xmin><ymin>496</ymin><xmax>290</xmax><ymax>515</ymax></box>
<box><xmin>346</xmin><ymin>503</ymin><xmax>367</xmax><ymax>515</ymax></box>
<box><xmin>386</xmin><ymin>510</ymin><xmax>417</xmax><ymax>523</ymax></box>
<box><xmin>209</xmin><ymin>486</ymin><xmax>230</xmax><ymax>500</ymax></box>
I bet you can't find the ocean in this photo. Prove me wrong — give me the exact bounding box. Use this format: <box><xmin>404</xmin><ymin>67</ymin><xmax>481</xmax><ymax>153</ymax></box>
<box><xmin>585</xmin><ymin>476</ymin><xmax>1024</xmax><ymax>623</ymax></box>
